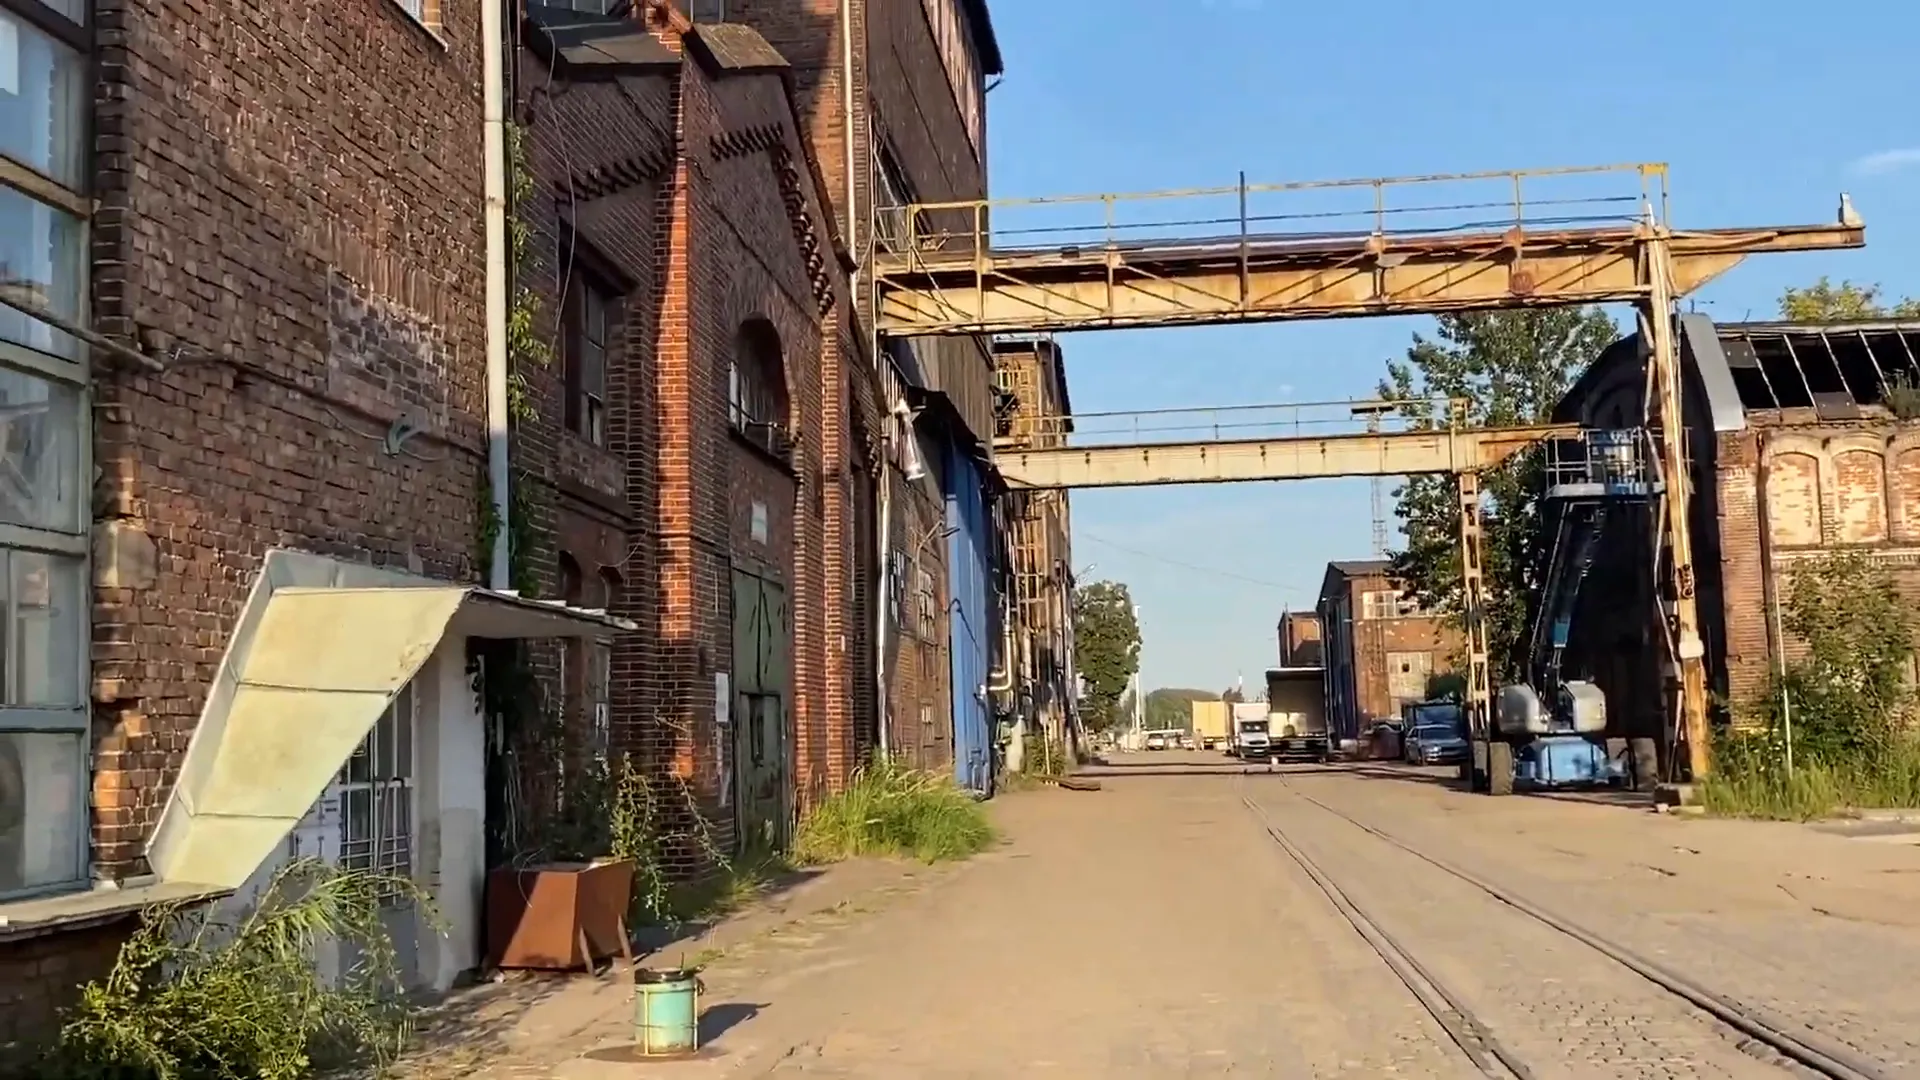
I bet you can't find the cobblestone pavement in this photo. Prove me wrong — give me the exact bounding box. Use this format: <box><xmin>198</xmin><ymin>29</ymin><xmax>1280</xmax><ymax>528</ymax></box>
<box><xmin>1286</xmin><ymin>763</ymin><xmax>1920</xmax><ymax>1076</ymax></box>
<box><xmin>394</xmin><ymin>754</ymin><xmax>1920</xmax><ymax>1078</ymax></box>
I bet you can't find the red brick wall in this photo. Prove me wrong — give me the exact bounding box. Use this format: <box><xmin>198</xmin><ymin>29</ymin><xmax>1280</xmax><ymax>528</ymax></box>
<box><xmin>88</xmin><ymin>0</ymin><xmax>488</xmax><ymax>880</ymax></box>
<box><xmin>0</xmin><ymin>918</ymin><xmax>137</xmax><ymax>1068</ymax></box>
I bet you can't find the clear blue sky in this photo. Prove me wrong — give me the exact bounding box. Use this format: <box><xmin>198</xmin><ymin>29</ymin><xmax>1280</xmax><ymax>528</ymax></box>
<box><xmin>982</xmin><ymin>0</ymin><xmax>1920</xmax><ymax>694</ymax></box>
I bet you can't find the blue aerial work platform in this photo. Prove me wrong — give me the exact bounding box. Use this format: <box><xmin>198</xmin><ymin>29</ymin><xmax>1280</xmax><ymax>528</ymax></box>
<box><xmin>1466</xmin><ymin>430</ymin><xmax>1665</xmax><ymax>796</ymax></box>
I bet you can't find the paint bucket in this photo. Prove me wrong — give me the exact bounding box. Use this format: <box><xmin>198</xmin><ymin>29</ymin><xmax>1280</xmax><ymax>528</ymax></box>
<box><xmin>632</xmin><ymin>966</ymin><xmax>702</xmax><ymax>1056</ymax></box>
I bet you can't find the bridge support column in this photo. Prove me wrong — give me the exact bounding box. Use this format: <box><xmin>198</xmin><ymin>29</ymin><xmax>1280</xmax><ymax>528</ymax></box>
<box><xmin>1642</xmin><ymin>234</ymin><xmax>1713</xmax><ymax>783</ymax></box>
<box><xmin>1458</xmin><ymin>471</ymin><xmax>1493</xmax><ymax>789</ymax></box>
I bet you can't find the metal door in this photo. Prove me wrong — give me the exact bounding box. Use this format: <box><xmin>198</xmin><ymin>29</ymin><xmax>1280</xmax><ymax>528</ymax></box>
<box><xmin>730</xmin><ymin>570</ymin><xmax>790</xmax><ymax>852</ymax></box>
<box><xmin>945</xmin><ymin>444</ymin><xmax>993</xmax><ymax>794</ymax></box>
<box><xmin>337</xmin><ymin>681</ymin><xmax>419</xmax><ymax>988</ymax></box>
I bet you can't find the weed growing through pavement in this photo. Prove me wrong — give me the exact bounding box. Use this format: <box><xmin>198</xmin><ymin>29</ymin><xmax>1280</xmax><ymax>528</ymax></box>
<box><xmin>793</xmin><ymin>755</ymin><xmax>996</xmax><ymax>864</ymax></box>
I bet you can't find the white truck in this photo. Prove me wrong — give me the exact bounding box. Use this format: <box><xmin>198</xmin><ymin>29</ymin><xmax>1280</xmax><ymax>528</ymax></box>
<box><xmin>1230</xmin><ymin>702</ymin><xmax>1272</xmax><ymax>762</ymax></box>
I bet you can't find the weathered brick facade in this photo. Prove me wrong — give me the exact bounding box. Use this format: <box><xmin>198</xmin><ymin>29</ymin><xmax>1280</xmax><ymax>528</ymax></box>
<box><xmin>515</xmin><ymin>5</ymin><xmax>870</xmax><ymax>858</ymax></box>
<box><xmin>2</xmin><ymin>0</ymin><xmax>492</xmax><ymax>1057</ymax></box>
<box><xmin>1317</xmin><ymin>561</ymin><xmax>1463</xmax><ymax>742</ymax></box>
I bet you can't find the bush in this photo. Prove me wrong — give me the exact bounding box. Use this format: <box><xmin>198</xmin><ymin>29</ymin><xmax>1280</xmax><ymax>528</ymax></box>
<box><xmin>47</xmin><ymin>860</ymin><xmax>435</xmax><ymax>1080</ymax></box>
<box><xmin>793</xmin><ymin>757</ymin><xmax>996</xmax><ymax>864</ymax></box>
<box><xmin>1702</xmin><ymin>551</ymin><xmax>1920</xmax><ymax>819</ymax></box>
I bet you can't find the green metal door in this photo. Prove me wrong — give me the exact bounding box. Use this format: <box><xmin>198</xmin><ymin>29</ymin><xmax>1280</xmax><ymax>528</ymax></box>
<box><xmin>730</xmin><ymin>570</ymin><xmax>790</xmax><ymax>852</ymax></box>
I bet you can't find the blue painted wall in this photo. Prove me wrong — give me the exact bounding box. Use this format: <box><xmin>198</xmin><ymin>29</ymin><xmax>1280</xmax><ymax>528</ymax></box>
<box><xmin>945</xmin><ymin>443</ymin><xmax>993</xmax><ymax>794</ymax></box>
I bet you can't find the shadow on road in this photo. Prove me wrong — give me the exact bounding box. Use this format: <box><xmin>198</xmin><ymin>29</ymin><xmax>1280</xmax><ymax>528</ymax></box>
<box><xmin>700</xmin><ymin>1001</ymin><xmax>767</xmax><ymax>1042</ymax></box>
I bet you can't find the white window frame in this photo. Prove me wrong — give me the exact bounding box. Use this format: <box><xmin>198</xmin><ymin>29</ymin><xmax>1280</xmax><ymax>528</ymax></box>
<box><xmin>338</xmin><ymin>681</ymin><xmax>417</xmax><ymax>886</ymax></box>
<box><xmin>0</xmin><ymin>0</ymin><xmax>93</xmax><ymax>904</ymax></box>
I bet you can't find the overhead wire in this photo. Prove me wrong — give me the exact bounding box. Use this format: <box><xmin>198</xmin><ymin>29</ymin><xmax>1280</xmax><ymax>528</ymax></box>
<box><xmin>1076</xmin><ymin>529</ymin><xmax>1313</xmax><ymax>594</ymax></box>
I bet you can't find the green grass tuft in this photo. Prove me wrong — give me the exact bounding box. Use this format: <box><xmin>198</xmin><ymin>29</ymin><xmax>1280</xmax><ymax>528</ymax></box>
<box><xmin>793</xmin><ymin>757</ymin><xmax>997</xmax><ymax>865</ymax></box>
<box><xmin>1700</xmin><ymin>733</ymin><xmax>1920</xmax><ymax>820</ymax></box>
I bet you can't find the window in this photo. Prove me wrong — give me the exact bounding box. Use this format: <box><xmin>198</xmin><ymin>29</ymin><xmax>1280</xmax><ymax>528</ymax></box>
<box><xmin>389</xmin><ymin>0</ymin><xmax>441</xmax><ymax>29</ymax></box>
<box><xmin>0</xmin><ymin>0</ymin><xmax>90</xmax><ymax>903</ymax></box>
<box><xmin>729</xmin><ymin>319</ymin><xmax>789</xmax><ymax>456</ymax></box>
<box><xmin>872</xmin><ymin>144</ymin><xmax>917</xmax><ymax>254</ymax></box>
<box><xmin>552</xmin><ymin>0</ymin><xmax>622</xmax><ymax>13</ymax></box>
<box><xmin>1361</xmin><ymin>589</ymin><xmax>1422</xmax><ymax>620</ymax></box>
<box><xmin>564</xmin><ymin>273</ymin><xmax>612</xmax><ymax>447</ymax></box>
<box><xmin>921</xmin><ymin>0</ymin><xmax>985</xmax><ymax>157</ymax></box>
<box><xmin>915</xmin><ymin>564</ymin><xmax>938</xmax><ymax>639</ymax></box>
<box><xmin>339</xmin><ymin>682</ymin><xmax>415</xmax><ymax>884</ymax></box>
<box><xmin>588</xmin><ymin>640</ymin><xmax>612</xmax><ymax>761</ymax></box>
<box><xmin>685</xmin><ymin>0</ymin><xmax>726</xmax><ymax>19</ymax></box>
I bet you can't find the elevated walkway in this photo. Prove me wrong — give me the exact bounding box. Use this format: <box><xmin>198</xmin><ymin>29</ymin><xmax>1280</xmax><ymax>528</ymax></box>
<box><xmin>871</xmin><ymin>165</ymin><xmax>1863</xmax><ymax>335</ymax></box>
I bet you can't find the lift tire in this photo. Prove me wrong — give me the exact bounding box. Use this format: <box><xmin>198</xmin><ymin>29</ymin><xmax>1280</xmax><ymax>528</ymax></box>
<box><xmin>1487</xmin><ymin>741</ymin><xmax>1516</xmax><ymax>797</ymax></box>
<box><xmin>1630</xmin><ymin>737</ymin><xmax>1660</xmax><ymax>792</ymax></box>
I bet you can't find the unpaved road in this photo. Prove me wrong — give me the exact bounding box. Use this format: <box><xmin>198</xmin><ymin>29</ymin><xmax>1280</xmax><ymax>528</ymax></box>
<box><xmin>450</xmin><ymin>752</ymin><xmax>1920</xmax><ymax>1079</ymax></box>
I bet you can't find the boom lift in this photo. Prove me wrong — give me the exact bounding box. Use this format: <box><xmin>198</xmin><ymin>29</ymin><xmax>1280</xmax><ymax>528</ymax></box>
<box><xmin>1473</xmin><ymin>431</ymin><xmax>1664</xmax><ymax>796</ymax></box>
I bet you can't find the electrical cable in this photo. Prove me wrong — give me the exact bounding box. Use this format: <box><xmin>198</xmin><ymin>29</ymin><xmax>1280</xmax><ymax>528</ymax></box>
<box><xmin>1076</xmin><ymin>529</ymin><xmax>1312</xmax><ymax>594</ymax></box>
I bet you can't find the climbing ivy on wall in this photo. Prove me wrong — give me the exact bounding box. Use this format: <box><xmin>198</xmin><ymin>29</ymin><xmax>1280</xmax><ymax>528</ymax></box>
<box><xmin>505</xmin><ymin>121</ymin><xmax>550</xmax><ymax>424</ymax></box>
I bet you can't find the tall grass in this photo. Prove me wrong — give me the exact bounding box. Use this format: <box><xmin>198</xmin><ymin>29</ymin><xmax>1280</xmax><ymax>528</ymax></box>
<box><xmin>793</xmin><ymin>756</ymin><xmax>996</xmax><ymax>864</ymax></box>
<box><xmin>1700</xmin><ymin>732</ymin><xmax>1920</xmax><ymax>820</ymax></box>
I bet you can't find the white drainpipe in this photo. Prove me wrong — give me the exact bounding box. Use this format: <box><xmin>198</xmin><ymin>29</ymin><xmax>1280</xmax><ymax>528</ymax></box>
<box><xmin>482</xmin><ymin>0</ymin><xmax>511</xmax><ymax>591</ymax></box>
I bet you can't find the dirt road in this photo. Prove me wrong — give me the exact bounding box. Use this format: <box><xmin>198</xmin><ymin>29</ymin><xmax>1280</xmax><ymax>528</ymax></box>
<box><xmin>424</xmin><ymin>752</ymin><xmax>1920</xmax><ymax>1079</ymax></box>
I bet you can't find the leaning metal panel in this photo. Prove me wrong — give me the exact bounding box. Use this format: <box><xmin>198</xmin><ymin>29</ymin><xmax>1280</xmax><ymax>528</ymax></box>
<box><xmin>871</xmin><ymin>164</ymin><xmax>1864</xmax><ymax>335</ymax></box>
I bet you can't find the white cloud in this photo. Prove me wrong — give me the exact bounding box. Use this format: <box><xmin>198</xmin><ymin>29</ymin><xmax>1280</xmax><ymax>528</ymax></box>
<box><xmin>1849</xmin><ymin>148</ymin><xmax>1920</xmax><ymax>176</ymax></box>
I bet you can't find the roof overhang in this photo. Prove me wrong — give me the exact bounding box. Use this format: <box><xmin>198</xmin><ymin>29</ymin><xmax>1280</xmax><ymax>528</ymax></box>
<box><xmin>146</xmin><ymin>549</ymin><xmax>633</xmax><ymax>893</ymax></box>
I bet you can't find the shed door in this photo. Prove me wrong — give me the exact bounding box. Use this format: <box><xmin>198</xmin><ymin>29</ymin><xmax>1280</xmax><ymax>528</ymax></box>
<box><xmin>731</xmin><ymin>570</ymin><xmax>789</xmax><ymax>853</ymax></box>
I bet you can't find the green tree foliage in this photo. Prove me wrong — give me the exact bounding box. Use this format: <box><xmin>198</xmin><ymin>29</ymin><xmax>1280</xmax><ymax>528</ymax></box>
<box><xmin>1073</xmin><ymin>580</ymin><xmax>1140</xmax><ymax>732</ymax></box>
<box><xmin>1748</xmin><ymin>552</ymin><xmax>1917</xmax><ymax>763</ymax></box>
<box><xmin>1379</xmin><ymin>308</ymin><xmax>1618</xmax><ymax>682</ymax></box>
<box><xmin>1145</xmin><ymin>688</ymin><xmax>1214</xmax><ymax>731</ymax></box>
<box><xmin>1778</xmin><ymin>277</ymin><xmax>1920</xmax><ymax>320</ymax></box>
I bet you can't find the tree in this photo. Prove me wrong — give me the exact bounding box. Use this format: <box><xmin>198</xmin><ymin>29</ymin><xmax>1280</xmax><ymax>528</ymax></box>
<box><xmin>1145</xmin><ymin>688</ymin><xmax>1213</xmax><ymax>731</ymax></box>
<box><xmin>1379</xmin><ymin>308</ymin><xmax>1618</xmax><ymax>683</ymax></box>
<box><xmin>1778</xmin><ymin>277</ymin><xmax>1920</xmax><ymax>321</ymax></box>
<box><xmin>1073</xmin><ymin>580</ymin><xmax>1140</xmax><ymax>732</ymax></box>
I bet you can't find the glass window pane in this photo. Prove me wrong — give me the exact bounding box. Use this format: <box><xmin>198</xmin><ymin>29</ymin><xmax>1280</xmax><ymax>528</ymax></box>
<box><xmin>0</xmin><ymin>730</ymin><xmax>84</xmax><ymax>895</ymax></box>
<box><xmin>584</xmin><ymin>287</ymin><xmax>607</xmax><ymax>346</ymax></box>
<box><xmin>0</xmin><ymin>187</ymin><xmax>84</xmax><ymax>361</ymax></box>
<box><xmin>0</xmin><ymin>367</ymin><xmax>81</xmax><ymax>533</ymax></box>
<box><xmin>581</xmin><ymin>341</ymin><xmax>604</xmax><ymax>396</ymax></box>
<box><xmin>0</xmin><ymin>12</ymin><xmax>88</xmax><ymax>190</ymax></box>
<box><xmin>26</xmin><ymin>1</ymin><xmax>87</xmax><ymax>25</ymax></box>
<box><xmin>10</xmin><ymin>550</ymin><xmax>81</xmax><ymax>707</ymax></box>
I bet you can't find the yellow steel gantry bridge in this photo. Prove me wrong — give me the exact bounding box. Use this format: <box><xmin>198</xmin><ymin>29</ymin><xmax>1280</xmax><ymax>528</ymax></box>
<box><xmin>870</xmin><ymin>164</ymin><xmax>1865</xmax><ymax>783</ymax></box>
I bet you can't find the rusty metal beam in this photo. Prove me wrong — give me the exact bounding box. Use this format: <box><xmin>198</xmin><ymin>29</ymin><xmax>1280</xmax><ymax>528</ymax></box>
<box><xmin>998</xmin><ymin>425</ymin><xmax>1577</xmax><ymax>489</ymax></box>
<box><xmin>872</xmin><ymin>223</ymin><xmax>1864</xmax><ymax>336</ymax></box>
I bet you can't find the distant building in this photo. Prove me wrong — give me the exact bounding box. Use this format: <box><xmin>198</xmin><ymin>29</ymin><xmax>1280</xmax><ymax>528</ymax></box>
<box><xmin>1316</xmin><ymin>561</ymin><xmax>1461</xmax><ymax>743</ymax></box>
<box><xmin>1277</xmin><ymin>610</ymin><xmax>1324</xmax><ymax>667</ymax></box>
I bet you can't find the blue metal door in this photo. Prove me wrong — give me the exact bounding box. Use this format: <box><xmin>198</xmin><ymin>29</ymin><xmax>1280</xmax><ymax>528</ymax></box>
<box><xmin>945</xmin><ymin>443</ymin><xmax>992</xmax><ymax>793</ymax></box>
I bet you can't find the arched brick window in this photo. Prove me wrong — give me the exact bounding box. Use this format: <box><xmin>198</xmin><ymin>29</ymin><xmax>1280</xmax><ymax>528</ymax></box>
<box><xmin>729</xmin><ymin>318</ymin><xmax>789</xmax><ymax>455</ymax></box>
<box><xmin>557</xmin><ymin>553</ymin><xmax>583</xmax><ymax>606</ymax></box>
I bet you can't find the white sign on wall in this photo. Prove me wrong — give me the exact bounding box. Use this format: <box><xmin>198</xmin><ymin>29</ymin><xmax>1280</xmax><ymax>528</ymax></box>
<box><xmin>750</xmin><ymin>502</ymin><xmax>769</xmax><ymax>544</ymax></box>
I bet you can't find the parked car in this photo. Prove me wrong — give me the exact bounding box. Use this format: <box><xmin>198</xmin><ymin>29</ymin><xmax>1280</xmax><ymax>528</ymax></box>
<box><xmin>1401</xmin><ymin>701</ymin><xmax>1469</xmax><ymax>766</ymax></box>
<box><xmin>1145</xmin><ymin>731</ymin><xmax>1168</xmax><ymax>751</ymax></box>
<box><xmin>1178</xmin><ymin>733</ymin><xmax>1195</xmax><ymax>750</ymax></box>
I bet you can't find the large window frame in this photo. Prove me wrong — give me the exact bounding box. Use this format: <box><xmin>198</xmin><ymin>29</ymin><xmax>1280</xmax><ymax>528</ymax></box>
<box><xmin>563</xmin><ymin>267</ymin><xmax>614</xmax><ymax>448</ymax></box>
<box><xmin>0</xmin><ymin>0</ymin><xmax>93</xmax><ymax>903</ymax></box>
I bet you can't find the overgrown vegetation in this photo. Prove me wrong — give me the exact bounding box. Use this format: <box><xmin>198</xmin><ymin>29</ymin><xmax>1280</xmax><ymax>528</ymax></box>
<box><xmin>793</xmin><ymin>756</ymin><xmax>996</xmax><ymax>864</ymax></box>
<box><xmin>1701</xmin><ymin>551</ymin><xmax>1920</xmax><ymax>819</ymax></box>
<box><xmin>504</xmin><ymin>121</ymin><xmax>551</xmax><ymax>423</ymax></box>
<box><xmin>45</xmin><ymin>861</ymin><xmax>435</xmax><ymax>1080</ymax></box>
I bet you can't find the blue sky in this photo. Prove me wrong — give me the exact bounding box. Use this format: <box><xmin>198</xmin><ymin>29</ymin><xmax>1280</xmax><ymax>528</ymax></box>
<box><xmin>982</xmin><ymin>0</ymin><xmax>1920</xmax><ymax>694</ymax></box>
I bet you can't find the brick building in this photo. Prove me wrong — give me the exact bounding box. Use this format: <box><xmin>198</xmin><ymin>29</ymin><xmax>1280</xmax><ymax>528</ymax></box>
<box><xmin>0</xmin><ymin>0</ymin><xmax>627</xmax><ymax>1055</ymax></box>
<box><xmin>1553</xmin><ymin>314</ymin><xmax>1920</xmax><ymax>770</ymax></box>
<box><xmin>1278</xmin><ymin>610</ymin><xmax>1324</xmax><ymax>667</ymax></box>
<box><xmin>513</xmin><ymin>3</ymin><xmax>872</xmax><ymax>857</ymax></box>
<box><xmin>1316</xmin><ymin>560</ymin><xmax>1462</xmax><ymax>743</ymax></box>
<box><xmin>709</xmin><ymin>0</ymin><xmax>1005</xmax><ymax>788</ymax></box>
<box><xmin>992</xmin><ymin>337</ymin><xmax>1077</xmax><ymax>757</ymax></box>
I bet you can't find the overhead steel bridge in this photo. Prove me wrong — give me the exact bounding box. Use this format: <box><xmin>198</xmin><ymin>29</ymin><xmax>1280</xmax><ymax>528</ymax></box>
<box><xmin>877</xmin><ymin>163</ymin><xmax>1867</xmax><ymax>783</ymax></box>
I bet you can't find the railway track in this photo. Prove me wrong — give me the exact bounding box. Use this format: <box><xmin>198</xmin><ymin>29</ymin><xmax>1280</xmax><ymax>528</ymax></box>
<box><xmin>1240</xmin><ymin>774</ymin><xmax>1892</xmax><ymax>1080</ymax></box>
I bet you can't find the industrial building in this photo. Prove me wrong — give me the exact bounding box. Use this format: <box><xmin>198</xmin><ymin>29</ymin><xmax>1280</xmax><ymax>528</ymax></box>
<box><xmin>1316</xmin><ymin>560</ymin><xmax>1462</xmax><ymax>744</ymax></box>
<box><xmin>1278</xmin><ymin>610</ymin><xmax>1324</xmax><ymax>667</ymax></box>
<box><xmin>992</xmin><ymin>337</ymin><xmax>1080</xmax><ymax>760</ymax></box>
<box><xmin>1551</xmin><ymin>313</ymin><xmax>1920</xmax><ymax>772</ymax></box>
